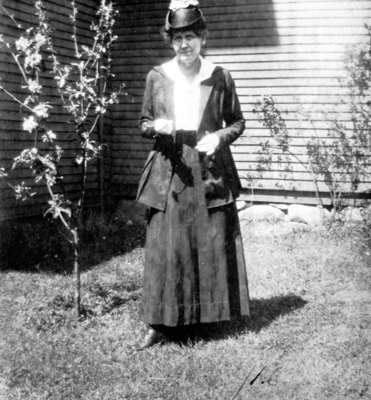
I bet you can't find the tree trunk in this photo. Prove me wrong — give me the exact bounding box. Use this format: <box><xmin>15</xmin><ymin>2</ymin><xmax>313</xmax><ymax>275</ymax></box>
<box><xmin>72</xmin><ymin>228</ymin><xmax>81</xmax><ymax>319</ymax></box>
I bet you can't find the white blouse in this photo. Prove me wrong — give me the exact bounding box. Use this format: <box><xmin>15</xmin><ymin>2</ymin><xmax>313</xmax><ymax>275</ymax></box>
<box><xmin>162</xmin><ymin>56</ymin><xmax>215</xmax><ymax>131</ymax></box>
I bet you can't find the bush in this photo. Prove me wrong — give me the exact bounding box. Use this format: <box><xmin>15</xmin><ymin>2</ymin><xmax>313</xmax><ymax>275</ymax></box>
<box><xmin>252</xmin><ymin>24</ymin><xmax>371</xmax><ymax>209</ymax></box>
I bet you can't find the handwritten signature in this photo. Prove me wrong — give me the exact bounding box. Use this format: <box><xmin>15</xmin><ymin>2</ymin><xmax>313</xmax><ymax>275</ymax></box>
<box><xmin>232</xmin><ymin>364</ymin><xmax>282</xmax><ymax>399</ymax></box>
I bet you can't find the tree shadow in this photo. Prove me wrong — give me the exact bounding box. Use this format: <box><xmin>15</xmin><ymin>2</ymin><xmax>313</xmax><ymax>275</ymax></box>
<box><xmin>165</xmin><ymin>294</ymin><xmax>307</xmax><ymax>345</ymax></box>
<box><xmin>0</xmin><ymin>211</ymin><xmax>146</xmax><ymax>274</ymax></box>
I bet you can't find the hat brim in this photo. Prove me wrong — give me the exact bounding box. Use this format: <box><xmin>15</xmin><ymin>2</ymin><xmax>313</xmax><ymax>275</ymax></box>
<box><xmin>165</xmin><ymin>7</ymin><xmax>205</xmax><ymax>32</ymax></box>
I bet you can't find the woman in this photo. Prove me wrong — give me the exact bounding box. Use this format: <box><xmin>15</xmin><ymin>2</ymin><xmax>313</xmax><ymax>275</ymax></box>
<box><xmin>135</xmin><ymin>0</ymin><xmax>250</xmax><ymax>349</ymax></box>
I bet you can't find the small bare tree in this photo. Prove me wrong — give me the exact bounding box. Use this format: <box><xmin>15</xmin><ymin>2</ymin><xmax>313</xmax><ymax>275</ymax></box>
<box><xmin>0</xmin><ymin>0</ymin><xmax>126</xmax><ymax>318</ymax></box>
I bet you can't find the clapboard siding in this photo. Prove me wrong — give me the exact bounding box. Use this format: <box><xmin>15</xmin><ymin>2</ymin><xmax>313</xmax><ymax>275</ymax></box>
<box><xmin>111</xmin><ymin>0</ymin><xmax>371</xmax><ymax>204</ymax></box>
<box><xmin>0</xmin><ymin>0</ymin><xmax>100</xmax><ymax>219</ymax></box>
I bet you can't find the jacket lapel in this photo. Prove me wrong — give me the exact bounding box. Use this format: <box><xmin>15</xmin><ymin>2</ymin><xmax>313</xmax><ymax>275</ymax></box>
<box><xmin>155</xmin><ymin>66</ymin><xmax>175</xmax><ymax>121</ymax></box>
<box><xmin>197</xmin><ymin>83</ymin><xmax>213</xmax><ymax>130</ymax></box>
<box><xmin>165</xmin><ymin>79</ymin><xmax>175</xmax><ymax>122</ymax></box>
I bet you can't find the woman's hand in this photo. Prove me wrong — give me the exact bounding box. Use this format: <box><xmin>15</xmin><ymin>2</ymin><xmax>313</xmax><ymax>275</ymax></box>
<box><xmin>154</xmin><ymin>119</ymin><xmax>173</xmax><ymax>135</ymax></box>
<box><xmin>196</xmin><ymin>133</ymin><xmax>220</xmax><ymax>155</ymax></box>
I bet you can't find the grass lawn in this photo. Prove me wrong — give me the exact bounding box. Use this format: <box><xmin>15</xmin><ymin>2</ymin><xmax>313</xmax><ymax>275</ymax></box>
<box><xmin>0</xmin><ymin>220</ymin><xmax>370</xmax><ymax>400</ymax></box>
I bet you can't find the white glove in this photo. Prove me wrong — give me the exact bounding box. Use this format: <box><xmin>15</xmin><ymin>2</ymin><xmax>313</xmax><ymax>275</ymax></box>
<box><xmin>196</xmin><ymin>133</ymin><xmax>220</xmax><ymax>155</ymax></box>
<box><xmin>154</xmin><ymin>119</ymin><xmax>173</xmax><ymax>135</ymax></box>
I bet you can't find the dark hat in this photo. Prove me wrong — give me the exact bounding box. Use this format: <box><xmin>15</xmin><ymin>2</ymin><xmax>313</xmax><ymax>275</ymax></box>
<box><xmin>165</xmin><ymin>1</ymin><xmax>206</xmax><ymax>32</ymax></box>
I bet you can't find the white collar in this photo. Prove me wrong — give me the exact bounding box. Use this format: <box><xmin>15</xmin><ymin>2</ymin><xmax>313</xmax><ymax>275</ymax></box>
<box><xmin>162</xmin><ymin>56</ymin><xmax>215</xmax><ymax>85</ymax></box>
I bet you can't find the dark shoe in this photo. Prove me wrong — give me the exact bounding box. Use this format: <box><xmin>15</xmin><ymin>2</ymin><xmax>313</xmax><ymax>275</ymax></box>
<box><xmin>134</xmin><ymin>327</ymin><xmax>164</xmax><ymax>351</ymax></box>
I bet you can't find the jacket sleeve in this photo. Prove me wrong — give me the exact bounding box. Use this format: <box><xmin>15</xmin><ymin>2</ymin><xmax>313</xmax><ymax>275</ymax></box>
<box><xmin>214</xmin><ymin>69</ymin><xmax>245</xmax><ymax>146</ymax></box>
<box><xmin>139</xmin><ymin>69</ymin><xmax>156</xmax><ymax>139</ymax></box>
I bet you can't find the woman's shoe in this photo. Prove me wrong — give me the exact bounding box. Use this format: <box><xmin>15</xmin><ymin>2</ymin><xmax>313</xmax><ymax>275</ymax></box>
<box><xmin>134</xmin><ymin>327</ymin><xmax>164</xmax><ymax>351</ymax></box>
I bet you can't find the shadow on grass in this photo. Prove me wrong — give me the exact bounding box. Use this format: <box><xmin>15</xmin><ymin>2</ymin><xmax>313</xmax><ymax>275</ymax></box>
<box><xmin>164</xmin><ymin>294</ymin><xmax>308</xmax><ymax>345</ymax></box>
<box><xmin>0</xmin><ymin>213</ymin><xmax>146</xmax><ymax>274</ymax></box>
<box><xmin>245</xmin><ymin>294</ymin><xmax>308</xmax><ymax>333</ymax></box>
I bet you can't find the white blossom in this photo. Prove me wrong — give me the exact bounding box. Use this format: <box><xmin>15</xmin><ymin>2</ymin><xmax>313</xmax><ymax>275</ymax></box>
<box><xmin>13</xmin><ymin>182</ymin><xmax>35</xmax><ymax>200</ymax></box>
<box><xmin>33</xmin><ymin>103</ymin><xmax>51</xmax><ymax>118</ymax></box>
<box><xmin>34</xmin><ymin>33</ymin><xmax>47</xmax><ymax>48</ymax></box>
<box><xmin>16</xmin><ymin>36</ymin><xmax>30</xmax><ymax>52</ymax></box>
<box><xmin>0</xmin><ymin>167</ymin><xmax>7</xmax><ymax>178</ymax></box>
<box><xmin>54</xmin><ymin>145</ymin><xmax>63</xmax><ymax>159</ymax></box>
<box><xmin>22</xmin><ymin>116</ymin><xmax>38</xmax><ymax>133</ymax></box>
<box><xmin>25</xmin><ymin>52</ymin><xmax>42</xmax><ymax>68</ymax></box>
<box><xmin>27</xmin><ymin>80</ymin><xmax>42</xmax><ymax>93</ymax></box>
<box><xmin>42</xmin><ymin>130</ymin><xmax>57</xmax><ymax>143</ymax></box>
<box><xmin>56</xmin><ymin>75</ymin><xmax>66</xmax><ymax>88</ymax></box>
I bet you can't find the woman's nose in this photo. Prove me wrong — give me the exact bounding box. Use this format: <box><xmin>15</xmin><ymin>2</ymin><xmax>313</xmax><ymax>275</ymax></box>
<box><xmin>180</xmin><ymin>39</ymin><xmax>188</xmax><ymax>48</ymax></box>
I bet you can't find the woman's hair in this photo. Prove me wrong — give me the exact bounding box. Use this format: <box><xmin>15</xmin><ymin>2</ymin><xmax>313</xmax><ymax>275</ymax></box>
<box><xmin>161</xmin><ymin>24</ymin><xmax>208</xmax><ymax>43</ymax></box>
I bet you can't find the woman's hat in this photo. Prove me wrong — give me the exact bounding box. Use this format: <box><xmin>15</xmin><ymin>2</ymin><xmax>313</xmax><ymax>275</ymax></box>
<box><xmin>165</xmin><ymin>0</ymin><xmax>206</xmax><ymax>32</ymax></box>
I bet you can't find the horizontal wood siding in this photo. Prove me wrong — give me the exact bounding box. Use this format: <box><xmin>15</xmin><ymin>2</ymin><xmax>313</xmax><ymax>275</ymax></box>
<box><xmin>0</xmin><ymin>0</ymin><xmax>100</xmax><ymax>219</ymax></box>
<box><xmin>111</xmin><ymin>0</ymin><xmax>371</xmax><ymax>205</ymax></box>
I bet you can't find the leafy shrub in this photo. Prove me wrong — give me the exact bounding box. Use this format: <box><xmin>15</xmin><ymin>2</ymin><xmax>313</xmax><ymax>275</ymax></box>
<box><xmin>252</xmin><ymin>25</ymin><xmax>371</xmax><ymax>209</ymax></box>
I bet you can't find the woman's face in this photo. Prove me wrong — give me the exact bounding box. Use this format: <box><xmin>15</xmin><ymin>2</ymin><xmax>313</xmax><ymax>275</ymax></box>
<box><xmin>171</xmin><ymin>30</ymin><xmax>205</xmax><ymax>67</ymax></box>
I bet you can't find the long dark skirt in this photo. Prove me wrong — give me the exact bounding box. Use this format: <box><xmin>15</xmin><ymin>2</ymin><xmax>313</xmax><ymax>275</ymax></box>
<box><xmin>141</xmin><ymin>135</ymin><xmax>250</xmax><ymax>327</ymax></box>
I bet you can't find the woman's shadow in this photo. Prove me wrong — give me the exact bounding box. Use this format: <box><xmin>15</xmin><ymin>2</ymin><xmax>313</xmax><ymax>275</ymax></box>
<box><xmin>165</xmin><ymin>293</ymin><xmax>307</xmax><ymax>345</ymax></box>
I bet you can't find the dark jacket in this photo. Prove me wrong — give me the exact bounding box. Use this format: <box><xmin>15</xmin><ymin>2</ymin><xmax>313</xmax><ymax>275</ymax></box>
<box><xmin>136</xmin><ymin>64</ymin><xmax>245</xmax><ymax>211</ymax></box>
